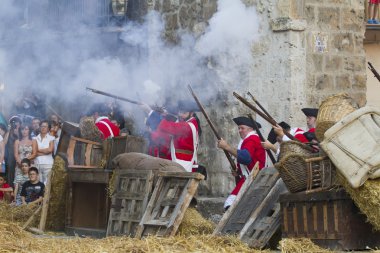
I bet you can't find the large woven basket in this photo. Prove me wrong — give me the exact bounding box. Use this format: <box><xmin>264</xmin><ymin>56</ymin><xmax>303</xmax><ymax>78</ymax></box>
<box><xmin>278</xmin><ymin>140</ymin><xmax>315</xmax><ymax>161</ymax></box>
<box><xmin>316</xmin><ymin>93</ymin><xmax>358</xmax><ymax>141</ymax></box>
<box><xmin>275</xmin><ymin>154</ymin><xmax>337</xmax><ymax>193</ymax></box>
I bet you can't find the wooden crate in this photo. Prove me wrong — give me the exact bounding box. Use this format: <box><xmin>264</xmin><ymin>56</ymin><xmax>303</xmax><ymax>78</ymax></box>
<box><xmin>135</xmin><ymin>172</ymin><xmax>204</xmax><ymax>238</ymax></box>
<box><xmin>56</xmin><ymin>121</ymin><xmax>80</xmax><ymax>156</ymax></box>
<box><xmin>104</xmin><ymin>136</ymin><xmax>147</xmax><ymax>169</ymax></box>
<box><xmin>107</xmin><ymin>169</ymin><xmax>154</xmax><ymax>236</ymax></box>
<box><xmin>280</xmin><ymin>189</ymin><xmax>380</xmax><ymax>250</ymax></box>
<box><xmin>65</xmin><ymin>168</ymin><xmax>111</xmax><ymax>238</ymax></box>
<box><xmin>67</xmin><ymin>136</ymin><xmax>103</xmax><ymax>169</ymax></box>
<box><xmin>214</xmin><ymin>167</ymin><xmax>287</xmax><ymax>249</ymax></box>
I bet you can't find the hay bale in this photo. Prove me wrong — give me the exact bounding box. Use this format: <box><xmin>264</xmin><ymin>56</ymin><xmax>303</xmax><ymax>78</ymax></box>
<box><xmin>46</xmin><ymin>156</ymin><xmax>68</xmax><ymax>231</ymax></box>
<box><xmin>79</xmin><ymin>116</ymin><xmax>102</xmax><ymax>142</ymax></box>
<box><xmin>0</xmin><ymin>201</ymin><xmax>40</xmax><ymax>225</ymax></box>
<box><xmin>0</xmin><ymin>221</ymin><xmax>264</xmax><ymax>253</ymax></box>
<box><xmin>178</xmin><ymin>208</ymin><xmax>215</xmax><ymax>236</ymax></box>
<box><xmin>339</xmin><ymin>175</ymin><xmax>380</xmax><ymax>231</ymax></box>
<box><xmin>279</xmin><ymin>238</ymin><xmax>331</xmax><ymax>253</ymax></box>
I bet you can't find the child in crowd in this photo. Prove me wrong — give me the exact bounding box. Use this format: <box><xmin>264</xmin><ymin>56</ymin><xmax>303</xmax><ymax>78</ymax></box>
<box><xmin>368</xmin><ymin>0</ymin><xmax>380</xmax><ymax>24</ymax></box>
<box><xmin>13</xmin><ymin>158</ymin><xmax>31</xmax><ymax>206</ymax></box>
<box><xmin>20</xmin><ymin>167</ymin><xmax>45</xmax><ymax>205</ymax></box>
<box><xmin>0</xmin><ymin>175</ymin><xmax>13</xmax><ymax>202</ymax></box>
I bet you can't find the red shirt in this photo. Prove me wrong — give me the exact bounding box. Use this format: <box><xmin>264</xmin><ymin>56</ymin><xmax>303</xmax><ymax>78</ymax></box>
<box><xmin>0</xmin><ymin>183</ymin><xmax>10</xmax><ymax>200</ymax></box>
<box><xmin>95</xmin><ymin>117</ymin><xmax>120</xmax><ymax>139</ymax></box>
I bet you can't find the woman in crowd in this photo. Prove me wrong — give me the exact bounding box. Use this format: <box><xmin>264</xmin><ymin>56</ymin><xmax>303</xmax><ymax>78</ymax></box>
<box><xmin>14</xmin><ymin>125</ymin><xmax>34</xmax><ymax>176</ymax></box>
<box><xmin>0</xmin><ymin>124</ymin><xmax>8</xmax><ymax>174</ymax></box>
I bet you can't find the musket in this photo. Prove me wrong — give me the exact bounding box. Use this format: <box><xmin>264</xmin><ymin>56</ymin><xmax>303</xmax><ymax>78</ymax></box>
<box><xmin>247</xmin><ymin>92</ymin><xmax>274</xmax><ymax>120</ymax></box>
<box><xmin>368</xmin><ymin>62</ymin><xmax>380</xmax><ymax>82</ymax></box>
<box><xmin>188</xmin><ymin>85</ymin><xmax>240</xmax><ymax>182</ymax></box>
<box><xmin>86</xmin><ymin>87</ymin><xmax>143</xmax><ymax>105</ymax></box>
<box><xmin>86</xmin><ymin>87</ymin><xmax>177</xmax><ymax>118</ymax></box>
<box><xmin>233</xmin><ymin>92</ymin><xmax>297</xmax><ymax>141</ymax></box>
<box><xmin>247</xmin><ymin>113</ymin><xmax>277</xmax><ymax>164</ymax></box>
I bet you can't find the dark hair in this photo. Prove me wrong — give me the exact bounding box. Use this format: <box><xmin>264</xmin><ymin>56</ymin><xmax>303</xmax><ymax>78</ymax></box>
<box><xmin>18</xmin><ymin>125</ymin><xmax>32</xmax><ymax>140</ymax></box>
<box><xmin>40</xmin><ymin>120</ymin><xmax>50</xmax><ymax>129</ymax></box>
<box><xmin>29</xmin><ymin>167</ymin><xmax>39</xmax><ymax>174</ymax></box>
<box><xmin>0</xmin><ymin>123</ymin><xmax>7</xmax><ymax>133</ymax></box>
<box><xmin>21</xmin><ymin>158</ymin><xmax>31</xmax><ymax>166</ymax></box>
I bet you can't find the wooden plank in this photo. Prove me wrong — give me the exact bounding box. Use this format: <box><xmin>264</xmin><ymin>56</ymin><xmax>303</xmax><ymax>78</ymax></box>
<box><xmin>106</xmin><ymin>169</ymin><xmax>154</xmax><ymax>237</ymax></box>
<box><xmin>67</xmin><ymin>138</ymin><xmax>76</xmax><ymax>166</ymax></box>
<box><xmin>213</xmin><ymin>165</ymin><xmax>280</xmax><ymax>236</ymax></box>
<box><xmin>70</xmin><ymin>136</ymin><xmax>101</xmax><ymax>146</ymax></box>
<box><xmin>85</xmin><ymin>143</ymin><xmax>93</xmax><ymax>166</ymax></box>
<box><xmin>39</xmin><ymin>170</ymin><xmax>53</xmax><ymax>231</ymax></box>
<box><xmin>23</xmin><ymin>206</ymin><xmax>42</xmax><ymax>229</ymax></box>
<box><xmin>158</xmin><ymin>171</ymin><xmax>205</xmax><ymax>180</ymax></box>
<box><xmin>239</xmin><ymin>178</ymin><xmax>288</xmax><ymax>249</ymax></box>
<box><xmin>135</xmin><ymin>172</ymin><xmax>203</xmax><ymax>238</ymax></box>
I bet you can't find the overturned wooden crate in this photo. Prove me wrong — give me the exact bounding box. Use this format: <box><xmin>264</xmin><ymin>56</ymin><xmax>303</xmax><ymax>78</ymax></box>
<box><xmin>280</xmin><ymin>189</ymin><xmax>380</xmax><ymax>250</ymax></box>
<box><xmin>135</xmin><ymin>172</ymin><xmax>204</xmax><ymax>238</ymax></box>
<box><xmin>214</xmin><ymin>167</ymin><xmax>288</xmax><ymax>249</ymax></box>
<box><xmin>107</xmin><ymin>170</ymin><xmax>154</xmax><ymax>236</ymax></box>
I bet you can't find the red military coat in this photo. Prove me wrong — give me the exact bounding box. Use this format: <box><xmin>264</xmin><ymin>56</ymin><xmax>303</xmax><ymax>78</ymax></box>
<box><xmin>231</xmin><ymin>132</ymin><xmax>266</xmax><ymax>195</ymax></box>
<box><xmin>95</xmin><ymin>116</ymin><xmax>120</xmax><ymax>139</ymax></box>
<box><xmin>153</xmin><ymin>117</ymin><xmax>199</xmax><ymax>170</ymax></box>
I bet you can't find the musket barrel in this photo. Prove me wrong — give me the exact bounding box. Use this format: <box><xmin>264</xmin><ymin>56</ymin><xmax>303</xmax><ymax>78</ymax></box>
<box><xmin>233</xmin><ymin>92</ymin><xmax>296</xmax><ymax>141</ymax></box>
<box><xmin>188</xmin><ymin>85</ymin><xmax>239</xmax><ymax>178</ymax></box>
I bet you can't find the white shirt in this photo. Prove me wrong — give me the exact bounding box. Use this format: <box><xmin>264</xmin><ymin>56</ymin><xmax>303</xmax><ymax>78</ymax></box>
<box><xmin>34</xmin><ymin>134</ymin><xmax>54</xmax><ymax>165</ymax></box>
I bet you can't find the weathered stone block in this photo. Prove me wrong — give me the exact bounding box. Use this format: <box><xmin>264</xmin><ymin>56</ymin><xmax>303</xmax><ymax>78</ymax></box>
<box><xmin>304</xmin><ymin>4</ymin><xmax>316</xmax><ymax>27</ymax></box>
<box><xmin>341</xmin><ymin>8</ymin><xmax>364</xmax><ymax>31</ymax></box>
<box><xmin>335</xmin><ymin>74</ymin><xmax>351</xmax><ymax>89</ymax></box>
<box><xmin>311</xmin><ymin>53</ymin><xmax>323</xmax><ymax>72</ymax></box>
<box><xmin>353</xmin><ymin>74</ymin><xmax>367</xmax><ymax>90</ymax></box>
<box><xmin>324</xmin><ymin>55</ymin><xmax>342</xmax><ymax>72</ymax></box>
<box><xmin>164</xmin><ymin>13</ymin><xmax>179</xmax><ymax>30</ymax></box>
<box><xmin>331</xmin><ymin>33</ymin><xmax>354</xmax><ymax>53</ymax></box>
<box><xmin>318</xmin><ymin>7</ymin><xmax>340</xmax><ymax>30</ymax></box>
<box><xmin>315</xmin><ymin>74</ymin><xmax>333</xmax><ymax>90</ymax></box>
<box><xmin>344</xmin><ymin>56</ymin><xmax>366</xmax><ymax>72</ymax></box>
<box><xmin>270</xmin><ymin>17</ymin><xmax>307</xmax><ymax>31</ymax></box>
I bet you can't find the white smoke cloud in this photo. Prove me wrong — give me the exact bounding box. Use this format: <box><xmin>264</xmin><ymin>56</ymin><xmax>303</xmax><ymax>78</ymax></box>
<box><xmin>0</xmin><ymin>0</ymin><xmax>259</xmax><ymax>124</ymax></box>
<box><xmin>196</xmin><ymin>0</ymin><xmax>260</xmax><ymax>86</ymax></box>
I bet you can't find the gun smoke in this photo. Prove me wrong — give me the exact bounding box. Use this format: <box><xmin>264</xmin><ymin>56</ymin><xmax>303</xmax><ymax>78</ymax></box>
<box><xmin>0</xmin><ymin>0</ymin><xmax>260</xmax><ymax>127</ymax></box>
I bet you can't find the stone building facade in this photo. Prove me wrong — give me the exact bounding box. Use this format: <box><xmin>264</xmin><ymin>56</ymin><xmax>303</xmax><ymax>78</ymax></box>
<box><xmin>137</xmin><ymin>0</ymin><xmax>367</xmax><ymax>196</ymax></box>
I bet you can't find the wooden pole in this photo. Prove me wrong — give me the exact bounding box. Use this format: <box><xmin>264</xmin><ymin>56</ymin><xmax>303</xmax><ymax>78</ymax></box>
<box><xmin>38</xmin><ymin>170</ymin><xmax>53</xmax><ymax>231</ymax></box>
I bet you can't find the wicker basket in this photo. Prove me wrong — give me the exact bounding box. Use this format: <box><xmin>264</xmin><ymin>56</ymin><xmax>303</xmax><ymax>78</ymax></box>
<box><xmin>275</xmin><ymin>154</ymin><xmax>337</xmax><ymax>193</ymax></box>
<box><xmin>278</xmin><ymin>140</ymin><xmax>315</xmax><ymax>161</ymax></box>
<box><xmin>316</xmin><ymin>93</ymin><xmax>358</xmax><ymax>141</ymax></box>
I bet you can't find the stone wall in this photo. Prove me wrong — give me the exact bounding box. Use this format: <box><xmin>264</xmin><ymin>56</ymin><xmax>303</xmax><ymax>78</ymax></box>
<box><xmin>304</xmin><ymin>0</ymin><xmax>367</xmax><ymax>107</ymax></box>
<box><xmin>146</xmin><ymin>0</ymin><xmax>367</xmax><ymax>196</ymax></box>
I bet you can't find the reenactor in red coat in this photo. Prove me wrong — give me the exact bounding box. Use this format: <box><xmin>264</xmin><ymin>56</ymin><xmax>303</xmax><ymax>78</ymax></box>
<box><xmin>217</xmin><ymin>116</ymin><xmax>267</xmax><ymax>210</ymax></box>
<box><xmin>143</xmin><ymin>100</ymin><xmax>201</xmax><ymax>172</ymax></box>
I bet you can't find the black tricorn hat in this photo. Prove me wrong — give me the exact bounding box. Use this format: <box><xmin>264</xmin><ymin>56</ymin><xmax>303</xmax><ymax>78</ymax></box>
<box><xmin>301</xmin><ymin>108</ymin><xmax>318</xmax><ymax>118</ymax></box>
<box><xmin>267</xmin><ymin>121</ymin><xmax>291</xmax><ymax>144</ymax></box>
<box><xmin>177</xmin><ymin>100</ymin><xmax>200</xmax><ymax>112</ymax></box>
<box><xmin>233</xmin><ymin>116</ymin><xmax>261</xmax><ymax>129</ymax></box>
